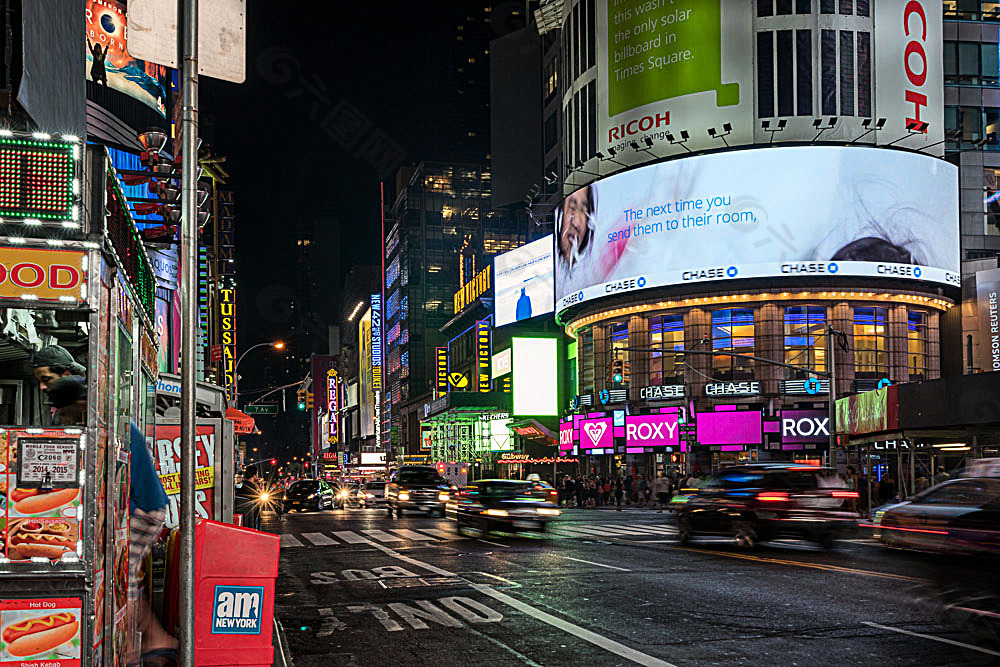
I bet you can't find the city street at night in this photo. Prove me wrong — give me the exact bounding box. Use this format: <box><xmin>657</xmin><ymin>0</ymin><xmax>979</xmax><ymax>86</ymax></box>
<box><xmin>269</xmin><ymin>506</ymin><xmax>1000</xmax><ymax>666</ymax></box>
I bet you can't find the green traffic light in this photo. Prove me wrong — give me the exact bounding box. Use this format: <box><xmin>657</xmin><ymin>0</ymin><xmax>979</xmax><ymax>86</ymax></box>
<box><xmin>297</xmin><ymin>402</ymin><xmax>306</xmax><ymax>410</ymax></box>
<box><xmin>613</xmin><ymin>374</ymin><xmax>623</xmax><ymax>383</ymax></box>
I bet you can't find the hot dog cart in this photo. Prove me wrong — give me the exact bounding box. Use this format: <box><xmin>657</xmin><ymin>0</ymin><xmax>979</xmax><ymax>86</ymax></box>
<box><xmin>0</xmin><ymin>134</ymin><xmax>164</xmax><ymax>666</ymax></box>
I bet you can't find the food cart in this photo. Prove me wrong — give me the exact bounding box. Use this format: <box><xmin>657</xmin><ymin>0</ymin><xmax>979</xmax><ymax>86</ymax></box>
<box><xmin>0</xmin><ymin>134</ymin><xmax>165</xmax><ymax>666</ymax></box>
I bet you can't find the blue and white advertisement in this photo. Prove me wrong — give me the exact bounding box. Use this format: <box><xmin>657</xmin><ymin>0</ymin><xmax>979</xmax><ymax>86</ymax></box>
<box><xmin>494</xmin><ymin>234</ymin><xmax>555</xmax><ymax>327</ymax></box>
<box><xmin>555</xmin><ymin>146</ymin><xmax>960</xmax><ymax>312</ymax></box>
<box><xmin>211</xmin><ymin>585</ymin><xmax>264</xmax><ymax>635</ymax></box>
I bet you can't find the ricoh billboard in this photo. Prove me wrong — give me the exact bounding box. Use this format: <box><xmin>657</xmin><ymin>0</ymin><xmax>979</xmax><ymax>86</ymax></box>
<box><xmin>555</xmin><ymin>145</ymin><xmax>959</xmax><ymax>313</ymax></box>
<box><xmin>571</xmin><ymin>0</ymin><xmax>942</xmax><ymax>170</ymax></box>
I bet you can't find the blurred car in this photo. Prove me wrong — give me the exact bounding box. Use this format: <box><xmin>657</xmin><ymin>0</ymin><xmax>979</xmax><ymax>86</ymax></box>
<box><xmin>334</xmin><ymin>483</ymin><xmax>359</xmax><ymax>509</ymax></box>
<box><xmin>359</xmin><ymin>481</ymin><xmax>386</xmax><ymax>508</ymax></box>
<box><xmin>872</xmin><ymin>477</ymin><xmax>1000</xmax><ymax>556</ymax></box>
<box><xmin>386</xmin><ymin>466</ymin><xmax>450</xmax><ymax>517</ymax></box>
<box><xmin>675</xmin><ymin>464</ymin><xmax>858</xmax><ymax>549</ymax></box>
<box><xmin>282</xmin><ymin>479</ymin><xmax>335</xmax><ymax>512</ymax></box>
<box><xmin>454</xmin><ymin>479</ymin><xmax>561</xmax><ymax>535</ymax></box>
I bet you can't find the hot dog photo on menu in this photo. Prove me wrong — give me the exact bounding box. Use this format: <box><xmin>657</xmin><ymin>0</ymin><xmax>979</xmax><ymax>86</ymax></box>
<box><xmin>5</xmin><ymin>518</ymin><xmax>79</xmax><ymax>562</ymax></box>
<box><xmin>0</xmin><ymin>598</ymin><xmax>82</xmax><ymax>663</ymax></box>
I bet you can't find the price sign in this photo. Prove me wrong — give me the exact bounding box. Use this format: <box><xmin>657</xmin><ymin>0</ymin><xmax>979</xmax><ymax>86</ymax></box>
<box><xmin>16</xmin><ymin>437</ymin><xmax>79</xmax><ymax>488</ymax></box>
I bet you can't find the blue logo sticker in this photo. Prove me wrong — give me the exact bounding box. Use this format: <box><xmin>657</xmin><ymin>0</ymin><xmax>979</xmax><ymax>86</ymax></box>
<box><xmin>577</xmin><ymin>291</ymin><xmax>584</xmax><ymax>301</ymax></box>
<box><xmin>726</xmin><ymin>266</ymin><xmax>738</xmax><ymax>277</ymax></box>
<box><xmin>599</xmin><ymin>389</ymin><xmax>610</xmax><ymax>405</ymax></box>
<box><xmin>212</xmin><ymin>585</ymin><xmax>265</xmax><ymax>635</ymax></box>
<box><xmin>914</xmin><ymin>266</ymin><xmax>922</xmax><ymax>277</ymax></box>
<box><xmin>828</xmin><ymin>262</ymin><xmax>839</xmax><ymax>274</ymax></box>
<box><xmin>637</xmin><ymin>277</ymin><xmax>646</xmax><ymax>287</ymax></box>
<box><xmin>805</xmin><ymin>377</ymin><xmax>821</xmax><ymax>395</ymax></box>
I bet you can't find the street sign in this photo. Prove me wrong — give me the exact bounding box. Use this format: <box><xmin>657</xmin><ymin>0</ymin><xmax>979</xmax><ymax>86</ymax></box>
<box><xmin>211</xmin><ymin>344</ymin><xmax>223</xmax><ymax>362</ymax></box>
<box><xmin>243</xmin><ymin>404</ymin><xmax>277</xmax><ymax>415</ymax></box>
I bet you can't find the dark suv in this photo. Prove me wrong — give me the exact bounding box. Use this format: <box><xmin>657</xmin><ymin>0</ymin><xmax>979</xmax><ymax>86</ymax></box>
<box><xmin>386</xmin><ymin>466</ymin><xmax>450</xmax><ymax>517</ymax></box>
<box><xmin>675</xmin><ymin>464</ymin><xmax>857</xmax><ymax>549</ymax></box>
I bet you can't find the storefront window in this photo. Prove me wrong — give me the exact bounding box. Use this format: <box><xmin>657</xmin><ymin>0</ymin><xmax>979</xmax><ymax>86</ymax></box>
<box><xmin>853</xmin><ymin>306</ymin><xmax>888</xmax><ymax>380</ymax></box>
<box><xmin>908</xmin><ymin>311</ymin><xmax>928</xmax><ymax>381</ymax></box>
<box><xmin>609</xmin><ymin>321</ymin><xmax>628</xmax><ymax>365</ymax></box>
<box><xmin>0</xmin><ymin>307</ymin><xmax>89</xmax><ymax>426</ymax></box>
<box><xmin>712</xmin><ymin>308</ymin><xmax>755</xmax><ymax>381</ymax></box>
<box><xmin>784</xmin><ymin>306</ymin><xmax>826</xmax><ymax>378</ymax></box>
<box><xmin>649</xmin><ymin>314</ymin><xmax>684</xmax><ymax>385</ymax></box>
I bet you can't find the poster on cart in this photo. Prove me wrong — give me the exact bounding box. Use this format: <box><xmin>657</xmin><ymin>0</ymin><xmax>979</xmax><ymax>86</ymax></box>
<box><xmin>154</xmin><ymin>423</ymin><xmax>218</xmax><ymax>527</ymax></box>
<box><xmin>0</xmin><ymin>597</ymin><xmax>82</xmax><ymax>666</ymax></box>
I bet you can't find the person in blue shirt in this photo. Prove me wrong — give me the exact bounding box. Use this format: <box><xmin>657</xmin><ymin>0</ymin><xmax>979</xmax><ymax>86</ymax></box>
<box><xmin>515</xmin><ymin>285</ymin><xmax>533</xmax><ymax>321</ymax></box>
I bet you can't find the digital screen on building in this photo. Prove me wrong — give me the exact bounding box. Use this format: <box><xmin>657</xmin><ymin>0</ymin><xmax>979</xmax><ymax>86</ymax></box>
<box><xmin>0</xmin><ymin>135</ymin><xmax>77</xmax><ymax>222</ymax></box>
<box><xmin>494</xmin><ymin>235</ymin><xmax>555</xmax><ymax>327</ymax></box>
<box><xmin>512</xmin><ymin>337</ymin><xmax>558</xmax><ymax>417</ymax></box>
<box><xmin>592</xmin><ymin>0</ymin><xmax>943</xmax><ymax>165</ymax></box>
<box><xmin>555</xmin><ymin>146</ymin><xmax>959</xmax><ymax>312</ymax></box>
<box><xmin>696</xmin><ymin>410</ymin><xmax>762</xmax><ymax>446</ymax></box>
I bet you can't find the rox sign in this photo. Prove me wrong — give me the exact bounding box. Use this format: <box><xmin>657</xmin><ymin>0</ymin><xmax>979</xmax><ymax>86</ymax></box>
<box><xmin>780</xmin><ymin>410</ymin><xmax>830</xmax><ymax>444</ymax></box>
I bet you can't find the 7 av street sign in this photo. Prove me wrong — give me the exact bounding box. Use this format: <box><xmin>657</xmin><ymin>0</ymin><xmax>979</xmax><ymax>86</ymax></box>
<box><xmin>243</xmin><ymin>404</ymin><xmax>278</xmax><ymax>415</ymax></box>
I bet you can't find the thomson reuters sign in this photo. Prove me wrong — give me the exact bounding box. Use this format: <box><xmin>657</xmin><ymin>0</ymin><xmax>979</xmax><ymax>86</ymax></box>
<box><xmin>0</xmin><ymin>247</ymin><xmax>86</xmax><ymax>302</ymax></box>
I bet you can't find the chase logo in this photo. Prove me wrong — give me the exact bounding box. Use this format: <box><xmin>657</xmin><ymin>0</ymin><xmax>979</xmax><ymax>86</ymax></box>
<box><xmin>578</xmin><ymin>291</ymin><xmax>584</xmax><ymax>301</ymax></box>
<box><xmin>637</xmin><ymin>277</ymin><xmax>646</xmax><ymax>287</ymax></box>
<box><xmin>913</xmin><ymin>266</ymin><xmax>922</xmax><ymax>277</ymax></box>
<box><xmin>726</xmin><ymin>266</ymin><xmax>738</xmax><ymax>278</ymax></box>
<box><xmin>212</xmin><ymin>585</ymin><xmax>265</xmax><ymax>635</ymax></box>
<box><xmin>828</xmin><ymin>262</ymin><xmax>839</xmax><ymax>274</ymax></box>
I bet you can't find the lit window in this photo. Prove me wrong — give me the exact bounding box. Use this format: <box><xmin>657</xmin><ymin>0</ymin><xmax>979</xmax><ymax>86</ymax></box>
<box><xmin>853</xmin><ymin>306</ymin><xmax>888</xmax><ymax>380</ymax></box>
<box><xmin>712</xmin><ymin>308</ymin><xmax>755</xmax><ymax>381</ymax></box>
<box><xmin>907</xmin><ymin>311</ymin><xmax>928</xmax><ymax>381</ymax></box>
<box><xmin>649</xmin><ymin>314</ymin><xmax>684</xmax><ymax>385</ymax></box>
<box><xmin>784</xmin><ymin>306</ymin><xmax>826</xmax><ymax>378</ymax></box>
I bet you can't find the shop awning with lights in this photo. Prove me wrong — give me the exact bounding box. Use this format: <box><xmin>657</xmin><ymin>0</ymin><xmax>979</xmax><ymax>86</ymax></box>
<box><xmin>508</xmin><ymin>419</ymin><xmax>557</xmax><ymax>444</ymax></box>
<box><xmin>225</xmin><ymin>406</ymin><xmax>256</xmax><ymax>434</ymax></box>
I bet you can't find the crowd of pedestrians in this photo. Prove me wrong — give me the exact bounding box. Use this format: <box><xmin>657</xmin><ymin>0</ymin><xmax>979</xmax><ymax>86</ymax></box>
<box><xmin>554</xmin><ymin>471</ymin><xmax>699</xmax><ymax>511</ymax></box>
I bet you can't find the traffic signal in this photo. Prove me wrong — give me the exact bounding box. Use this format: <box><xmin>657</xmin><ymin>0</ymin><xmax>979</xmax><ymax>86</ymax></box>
<box><xmin>270</xmin><ymin>458</ymin><xmax>277</xmax><ymax>465</ymax></box>
<box><xmin>305</xmin><ymin>390</ymin><xmax>314</xmax><ymax>410</ymax></box>
<box><xmin>622</xmin><ymin>360</ymin><xmax>631</xmax><ymax>385</ymax></box>
<box><xmin>608</xmin><ymin>357</ymin><xmax>624</xmax><ymax>384</ymax></box>
<box><xmin>296</xmin><ymin>387</ymin><xmax>306</xmax><ymax>410</ymax></box>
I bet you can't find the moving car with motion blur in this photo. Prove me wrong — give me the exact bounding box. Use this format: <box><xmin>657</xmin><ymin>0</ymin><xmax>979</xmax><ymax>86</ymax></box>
<box><xmin>872</xmin><ymin>477</ymin><xmax>1000</xmax><ymax>556</ymax></box>
<box><xmin>358</xmin><ymin>481</ymin><xmax>386</xmax><ymax>508</ymax></box>
<box><xmin>675</xmin><ymin>464</ymin><xmax>858</xmax><ymax>549</ymax></box>
<box><xmin>282</xmin><ymin>478</ymin><xmax>336</xmax><ymax>512</ymax></box>
<box><xmin>454</xmin><ymin>479</ymin><xmax>561</xmax><ymax>535</ymax></box>
<box><xmin>386</xmin><ymin>466</ymin><xmax>450</xmax><ymax>517</ymax></box>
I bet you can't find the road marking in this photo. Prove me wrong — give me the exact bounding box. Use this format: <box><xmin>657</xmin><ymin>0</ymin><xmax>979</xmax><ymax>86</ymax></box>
<box><xmin>363</xmin><ymin>540</ymin><xmax>677</xmax><ymax>666</ymax></box>
<box><xmin>557</xmin><ymin>556</ymin><xmax>631</xmax><ymax>572</ymax></box>
<box><xmin>317</xmin><ymin>608</ymin><xmax>347</xmax><ymax>636</ymax></box>
<box><xmin>279</xmin><ymin>534</ymin><xmax>304</xmax><ymax>548</ymax></box>
<box><xmin>302</xmin><ymin>532</ymin><xmax>338</xmax><ymax>546</ymax></box>
<box><xmin>390</xmin><ymin>529</ymin><xmax>438</xmax><ymax>541</ymax></box>
<box><xmin>417</xmin><ymin>528</ymin><xmax>461</xmax><ymax>540</ymax></box>
<box><xmin>477</xmin><ymin>539</ymin><xmax>510</xmax><ymax>548</ymax></box>
<box><xmin>861</xmin><ymin>621</ymin><xmax>1000</xmax><ymax>657</ymax></box>
<box><xmin>333</xmin><ymin>530</ymin><xmax>370</xmax><ymax>544</ymax></box>
<box><xmin>474</xmin><ymin>585</ymin><xmax>677</xmax><ymax>667</ymax></box>
<box><xmin>363</xmin><ymin>529</ymin><xmax>406</xmax><ymax>542</ymax></box>
<box><xmin>609</xmin><ymin>525</ymin><xmax>677</xmax><ymax>535</ymax></box>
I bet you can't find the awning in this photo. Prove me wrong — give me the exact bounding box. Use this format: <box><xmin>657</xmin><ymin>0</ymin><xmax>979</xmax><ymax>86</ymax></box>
<box><xmin>225</xmin><ymin>407</ymin><xmax>256</xmax><ymax>434</ymax></box>
<box><xmin>509</xmin><ymin>418</ymin><xmax>557</xmax><ymax>444</ymax></box>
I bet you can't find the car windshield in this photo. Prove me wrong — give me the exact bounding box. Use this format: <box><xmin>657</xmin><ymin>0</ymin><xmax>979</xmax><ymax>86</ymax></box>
<box><xmin>915</xmin><ymin>480</ymin><xmax>999</xmax><ymax>506</ymax></box>
<box><xmin>397</xmin><ymin>469</ymin><xmax>444</xmax><ymax>484</ymax></box>
<box><xmin>366</xmin><ymin>482</ymin><xmax>385</xmax><ymax>490</ymax></box>
<box><xmin>289</xmin><ymin>481</ymin><xmax>318</xmax><ymax>492</ymax></box>
<box><xmin>475</xmin><ymin>482</ymin><xmax>533</xmax><ymax>498</ymax></box>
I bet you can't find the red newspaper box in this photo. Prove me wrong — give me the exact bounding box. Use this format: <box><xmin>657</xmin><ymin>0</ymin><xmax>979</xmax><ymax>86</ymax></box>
<box><xmin>194</xmin><ymin>520</ymin><xmax>280</xmax><ymax>665</ymax></box>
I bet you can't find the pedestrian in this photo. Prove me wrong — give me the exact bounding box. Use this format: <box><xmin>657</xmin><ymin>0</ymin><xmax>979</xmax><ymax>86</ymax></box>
<box><xmin>563</xmin><ymin>476</ymin><xmax>574</xmax><ymax>508</ymax></box>
<box><xmin>878</xmin><ymin>474</ymin><xmax>896</xmax><ymax>504</ymax></box>
<box><xmin>934</xmin><ymin>466</ymin><xmax>950</xmax><ymax>485</ymax></box>
<box><xmin>844</xmin><ymin>466</ymin><xmax>858</xmax><ymax>514</ymax></box>
<box><xmin>576</xmin><ymin>477</ymin><xmax>585</xmax><ymax>508</ymax></box>
<box><xmin>624</xmin><ymin>474</ymin><xmax>633</xmax><ymax>506</ymax></box>
<box><xmin>652</xmin><ymin>473</ymin><xmax>672</xmax><ymax>513</ymax></box>
<box><xmin>235</xmin><ymin>464</ymin><xmax>264</xmax><ymax>531</ymax></box>
<box><xmin>614</xmin><ymin>476</ymin><xmax>624</xmax><ymax>511</ymax></box>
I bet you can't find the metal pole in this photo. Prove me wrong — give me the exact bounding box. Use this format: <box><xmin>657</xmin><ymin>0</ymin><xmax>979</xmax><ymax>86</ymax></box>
<box><xmin>828</xmin><ymin>328</ymin><xmax>838</xmax><ymax>469</ymax></box>
<box><xmin>178</xmin><ymin>0</ymin><xmax>198</xmax><ymax>665</ymax></box>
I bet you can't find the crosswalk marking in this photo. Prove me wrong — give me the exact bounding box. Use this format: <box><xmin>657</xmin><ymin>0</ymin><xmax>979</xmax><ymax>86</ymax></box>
<box><xmin>416</xmin><ymin>528</ymin><xmax>459</xmax><ymax>540</ymax></box>
<box><xmin>389</xmin><ymin>529</ymin><xmax>437</xmax><ymax>541</ymax></box>
<box><xmin>280</xmin><ymin>534</ymin><xmax>304</xmax><ymax>548</ymax></box>
<box><xmin>332</xmin><ymin>530</ymin><xmax>371</xmax><ymax>544</ymax></box>
<box><xmin>362</xmin><ymin>529</ymin><xmax>405</xmax><ymax>542</ymax></box>
<box><xmin>601</xmin><ymin>525</ymin><xmax>676</xmax><ymax>535</ymax></box>
<box><xmin>302</xmin><ymin>532</ymin><xmax>338</xmax><ymax>546</ymax></box>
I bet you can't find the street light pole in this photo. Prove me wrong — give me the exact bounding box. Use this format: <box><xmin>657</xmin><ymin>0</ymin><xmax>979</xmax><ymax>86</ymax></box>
<box><xmin>233</xmin><ymin>341</ymin><xmax>284</xmax><ymax>407</ymax></box>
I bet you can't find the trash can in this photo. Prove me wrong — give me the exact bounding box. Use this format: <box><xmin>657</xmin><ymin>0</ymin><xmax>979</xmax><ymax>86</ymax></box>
<box><xmin>194</xmin><ymin>520</ymin><xmax>280</xmax><ymax>665</ymax></box>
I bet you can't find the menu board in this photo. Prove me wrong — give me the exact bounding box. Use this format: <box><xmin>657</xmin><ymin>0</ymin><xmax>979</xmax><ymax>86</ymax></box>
<box><xmin>0</xmin><ymin>597</ymin><xmax>82</xmax><ymax>666</ymax></box>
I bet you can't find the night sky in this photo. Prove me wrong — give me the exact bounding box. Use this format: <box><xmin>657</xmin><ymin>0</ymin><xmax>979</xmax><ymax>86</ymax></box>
<box><xmin>201</xmin><ymin>1</ymin><xmax>523</xmax><ymax>462</ymax></box>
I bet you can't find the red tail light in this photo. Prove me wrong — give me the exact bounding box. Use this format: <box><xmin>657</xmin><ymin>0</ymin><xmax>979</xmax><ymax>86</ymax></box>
<box><xmin>756</xmin><ymin>491</ymin><xmax>789</xmax><ymax>502</ymax></box>
<box><xmin>832</xmin><ymin>490</ymin><xmax>859</xmax><ymax>498</ymax></box>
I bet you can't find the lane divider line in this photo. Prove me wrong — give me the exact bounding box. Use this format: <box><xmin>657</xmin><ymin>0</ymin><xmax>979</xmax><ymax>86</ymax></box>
<box><xmin>557</xmin><ymin>556</ymin><xmax>631</xmax><ymax>572</ymax></box>
<box><xmin>361</xmin><ymin>539</ymin><xmax>677</xmax><ymax>667</ymax></box>
<box><xmin>861</xmin><ymin>621</ymin><xmax>1000</xmax><ymax>657</ymax></box>
<box><xmin>477</xmin><ymin>538</ymin><xmax>510</xmax><ymax>548</ymax></box>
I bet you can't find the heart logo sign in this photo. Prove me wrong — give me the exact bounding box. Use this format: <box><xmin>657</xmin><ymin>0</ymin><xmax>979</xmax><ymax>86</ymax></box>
<box><xmin>583</xmin><ymin>422</ymin><xmax>607</xmax><ymax>446</ymax></box>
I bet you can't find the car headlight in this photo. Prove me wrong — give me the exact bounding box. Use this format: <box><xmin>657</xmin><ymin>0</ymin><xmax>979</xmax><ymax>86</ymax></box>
<box><xmin>337</xmin><ymin>490</ymin><xmax>349</xmax><ymax>498</ymax></box>
<box><xmin>366</xmin><ymin>493</ymin><xmax>375</xmax><ymax>498</ymax></box>
<box><xmin>484</xmin><ymin>509</ymin><xmax>508</xmax><ymax>517</ymax></box>
<box><xmin>536</xmin><ymin>508</ymin><xmax>560</xmax><ymax>516</ymax></box>
<box><xmin>438</xmin><ymin>493</ymin><xmax>450</xmax><ymax>502</ymax></box>
<box><xmin>307</xmin><ymin>493</ymin><xmax>318</xmax><ymax>500</ymax></box>
<box><xmin>398</xmin><ymin>492</ymin><xmax>410</xmax><ymax>501</ymax></box>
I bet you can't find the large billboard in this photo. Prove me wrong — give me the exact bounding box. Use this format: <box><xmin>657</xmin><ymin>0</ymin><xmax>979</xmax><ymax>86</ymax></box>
<box><xmin>555</xmin><ymin>145</ymin><xmax>959</xmax><ymax>313</ymax></box>
<box><xmin>494</xmin><ymin>235</ymin><xmax>555</xmax><ymax>327</ymax></box>
<box><xmin>358</xmin><ymin>308</ymin><xmax>374</xmax><ymax>438</ymax></box>
<box><xmin>583</xmin><ymin>0</ymin><xmax>943</xmax><ymax>169</ymax></box>
<box><xmin>512</xmin><ymin>337</ymin><xmax>558</xmax><ymax>417</ymax></box>
<box><xmin>85</xmin><ymin>0</ymin><xmax>170</xmax><ymax>117</ymax></box>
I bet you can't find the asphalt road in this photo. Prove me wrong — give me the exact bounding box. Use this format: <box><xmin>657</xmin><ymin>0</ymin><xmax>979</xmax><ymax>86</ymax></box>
<box><xmin>265</xmin><ymin>504</ymin><xmax>1000</xmax><ymax>666</ymax></box>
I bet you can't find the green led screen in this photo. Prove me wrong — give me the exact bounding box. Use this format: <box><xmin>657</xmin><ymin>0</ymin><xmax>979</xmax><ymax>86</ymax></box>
<box><xmin>512</xmin><ymin>337</ymin><xmax>558</xmax><ymax>417</ymax></box>
<box><xmin>0</xmin><ymin>135</ymin><xmax>76</xmax><ymax>221</ymax></box>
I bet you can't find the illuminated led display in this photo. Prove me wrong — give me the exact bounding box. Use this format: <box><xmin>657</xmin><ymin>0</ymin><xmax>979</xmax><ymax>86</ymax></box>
<box><xmin>105</xmin><ymin>170</ymin><xmax>156</xmax><ymax>322</ymax></box>
<box><xmin>0</xmin><ymin>135</ymin><xmax>76</xmax><ymax>222</ymax></box>
<box><xmin>512</xmin><ymin>337</ymin><xmax>558</xmax><ymax>417</ymax></box>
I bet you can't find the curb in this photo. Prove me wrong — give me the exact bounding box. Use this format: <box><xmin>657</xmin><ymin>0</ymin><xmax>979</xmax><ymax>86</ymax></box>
<box><xmin>273</xmin><ymin>616</ymin><xmax>294</xmax><ymax>667</ymax></box>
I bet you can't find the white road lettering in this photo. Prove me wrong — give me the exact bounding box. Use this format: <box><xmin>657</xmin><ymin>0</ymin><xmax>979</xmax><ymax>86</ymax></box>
<box><xmin>347</xmin><ymin>604</ymin><xmax>404</xmax><ymax>632</ymax></box>
<box><xmin>439</xmin><ymin>597</ymin><xmax>504</xmax><ymax>623</ymax></box>
<box><xmin>317</xmin><ymin>608</ymin><xmax>347</xmax><ymax>637</ymax></box>
<box><xmin>861</xmin><ymin>621</ymin><xmax>1000</xmax><ymax>657</ymax></box>
<box><xmin>557</xmin><ymin>556</ymin><xmax>631</xmax><ymax>572</ymax></box>
<box><xmin>388</xmin><ymin>600</ymin><xmax>463</xmax><ymax>629</ymax></box>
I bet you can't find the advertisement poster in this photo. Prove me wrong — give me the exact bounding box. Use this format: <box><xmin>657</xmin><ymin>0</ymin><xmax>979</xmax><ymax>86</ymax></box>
<box><xmin>555</xmin><ymin>146</ymin><xmax>959</xmax><ymax>311</ymax></box>
<box><xmin>0</xmin><ymin>248</ymin><xmax>86</xmax><ymax>303</ymax></box>
<box><xmin>153</xmin><ymin>424</ymin><xmax>216</xmax><ymax>527</ymax></box>
<box><xmin>0</xmin><ymin>598</ymin><xmax>82</xmax><ymax>666</ymax></box>
<box><xmin>494</xmin><ymin>235</ymin><xmax>555</xmax><ymax>327</ymax></box>
<box><xmin>85</xmin><ymin>0</ymin><xmax>170</xmax><ymax>117</ymax></box>
<box><xmin>976</xmin><ymin>267</ymin><xmax>1000</xmax><ymax>372</ymax></box>
<box><xmin>358</xmin><ymin>308</ymin><xmax>374</xmax><ymax>438</ymax></box>
<box><xmin>696</xmin><ymin>410</ymin><xmax>762</xmax><ymax>447</ymax></box>
<box><xmin>590</xmin><ymin>0</ymin><xmax>943</xmax><ymax>166</ymax></box>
